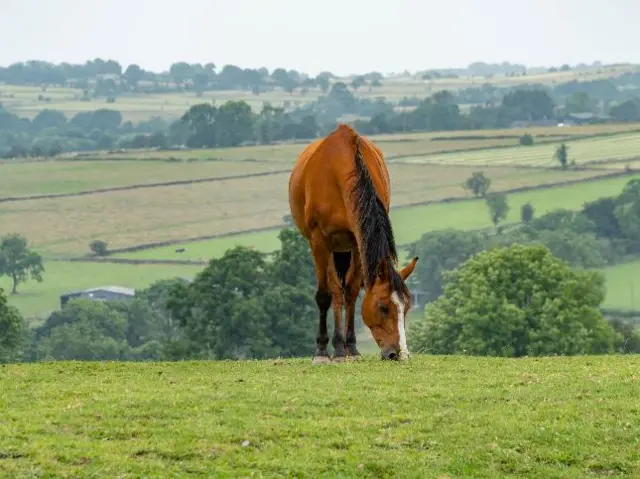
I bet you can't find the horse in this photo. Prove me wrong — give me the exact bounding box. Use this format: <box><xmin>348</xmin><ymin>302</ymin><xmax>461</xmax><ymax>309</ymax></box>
<box><xmin>288</xmin><ymin>123</ymin><xmax>418</xmax><ymax>364</ymax></box>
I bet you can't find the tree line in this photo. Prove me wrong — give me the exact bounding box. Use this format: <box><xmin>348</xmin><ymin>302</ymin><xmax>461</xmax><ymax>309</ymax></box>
<box><xmin>3</xmin><ymin>83</ymin><xmax>640</xmax><ymax>158</ymax></box>
<box><xmin>1</xmin><ymin>179</ymin><xmax>639</xmax><ymax>364</ymax></box>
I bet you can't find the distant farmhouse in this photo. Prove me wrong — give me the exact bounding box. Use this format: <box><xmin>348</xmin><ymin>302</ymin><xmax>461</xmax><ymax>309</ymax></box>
<box><xmin>59</xmin><ymin>285</ymin><xmax>136</xmax><ymax>309</ymax></box>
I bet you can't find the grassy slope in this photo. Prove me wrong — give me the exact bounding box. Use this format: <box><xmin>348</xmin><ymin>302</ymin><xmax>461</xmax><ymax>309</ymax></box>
<box><xmin>0</xmin><ymin>356</ymin><xmax>638</xmax><ymax>477</ymax></box>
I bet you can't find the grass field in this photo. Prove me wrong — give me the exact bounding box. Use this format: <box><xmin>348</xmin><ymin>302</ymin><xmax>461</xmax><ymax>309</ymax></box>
<box><xmin>0</xmin><ymin>159</ymin><xmax>288</xmax><ymax>198</ymax></box>
<box><xmin>114</xmin><ymin>173</ymin><xmax>640</xmax><ymax>261</ymax></box>
<box><xmin>4</xmin><ymin>165</ymin><xmax>610</xmax><ymax>257</ymax></box>
<box><xmin>398</xmin><ymin>131</ymin><xmax>640</xmax><ymax>167</ymax></box>
<box><xmin>0</xmin><ymin>261</ymin><xmax>201</xmax><ymax>320</ymax></box>
<box><xmin>602</xmin><ymin>260</ymin><xmax>640</xmax><ymax>311</ymax></box>
<box><xmin>1</xmin><ymin>355</ymin><xmax>638</xmax><ymax>477</ymax></box>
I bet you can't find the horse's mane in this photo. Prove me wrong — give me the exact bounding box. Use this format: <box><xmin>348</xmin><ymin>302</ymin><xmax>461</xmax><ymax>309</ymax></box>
<box><xmin>347</xmin><ymin>129</ymin><xmax>408</xmax><ymax>297</ymax></box>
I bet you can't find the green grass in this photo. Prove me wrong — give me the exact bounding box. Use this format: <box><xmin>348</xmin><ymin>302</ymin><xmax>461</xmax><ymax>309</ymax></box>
<box><xmin>1</xmin><ymin>355</ymin><xmax>638</xmax><ymax>477</ymax></box>
<box><xmin>399</xmin><ymin>131</ymin><xmax>640</xmax><ymax>167</ymax></box>
<box><xmin>115</xmin><ymin>173</ymin><xmax>640</xmax><ymax>261</ymax></box>
<box><xmin>0</xmin><ymin>159</ymin><xmax>287</xmax><ymax>198</ymax></box>
<box><xmin>602</xmin><ymin>260</ymin><xmax>640</xmax><ymax>311</ymax></box>
<box><xmin>0</xmin><ymin>261</ymin><xmax>201</xmax><ymax>320</ymax></box>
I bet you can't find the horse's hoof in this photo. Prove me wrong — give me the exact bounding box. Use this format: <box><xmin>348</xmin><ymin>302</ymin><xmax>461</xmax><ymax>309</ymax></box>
<box><xmin>312</xmin><ymin>356</ymin><xmax>331</xmax><ymax>365</ymax></box>
<box><xmin>331</xmin><ymin>356</ymin><xmax>346</xmax><ymax>363</ymax></box>
<box><xmin>346</xmin><ymin>355</ymin><xmax>363</xmax><ymax>362</ymax></box>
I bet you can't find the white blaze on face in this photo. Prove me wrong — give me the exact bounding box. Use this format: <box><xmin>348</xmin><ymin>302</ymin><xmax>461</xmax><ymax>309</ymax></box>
<box><xmin>391</xmin><ymin>291</ymin><xmax>409</xmax><ymax>360</ymax></box>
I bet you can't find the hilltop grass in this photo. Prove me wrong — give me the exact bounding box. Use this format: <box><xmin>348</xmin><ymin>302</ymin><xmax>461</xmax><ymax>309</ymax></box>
<box><xmin>400</xmin><ymin>131</ymin><xmax>640</xmax><ymax>167</ymax></box>
<box><xmin>0</xmin><ymin>261</ymin><xmax>201</xmax><ymax>320</ymax></box>
<box><xmin>116</xmin><ymin>173</ymin><xmax>640</xmax><ymax>261</ymax></box>
<box><xmin>0</xmin><ymin>355</ymin><xmax>638</xmax><ymax>477</ymax></box>
<box><xmin>4</xmin><ymin>164</ymin><xmax>607</xmax><ymax>256</ymax></box>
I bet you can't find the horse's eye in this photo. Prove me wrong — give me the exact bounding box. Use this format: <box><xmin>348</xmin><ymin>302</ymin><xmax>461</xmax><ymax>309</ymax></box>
<box><xmin>378</xmin><ymin>304</ymin><xmax>389</xmax><ymax>315</ymax></box>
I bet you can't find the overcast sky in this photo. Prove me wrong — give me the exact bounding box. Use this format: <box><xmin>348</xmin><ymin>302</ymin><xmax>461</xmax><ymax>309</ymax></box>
<box><xmin>0</xmin><ymin>0</ymin><xmax>637</xmax><ymax>76</ymax></box>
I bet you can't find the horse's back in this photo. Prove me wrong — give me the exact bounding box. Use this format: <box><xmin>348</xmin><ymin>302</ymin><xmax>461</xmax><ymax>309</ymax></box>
<box><xmin>289</xmin><ymin>124</ymin><xmax>390</xmax><ymax>241</ymax></box>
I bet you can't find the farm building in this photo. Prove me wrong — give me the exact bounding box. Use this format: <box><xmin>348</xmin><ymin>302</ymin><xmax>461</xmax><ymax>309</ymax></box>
<box><xmin>59</xmin><ymin>285</ymin><xmax>136</xmax><ymax>309</ymax></box>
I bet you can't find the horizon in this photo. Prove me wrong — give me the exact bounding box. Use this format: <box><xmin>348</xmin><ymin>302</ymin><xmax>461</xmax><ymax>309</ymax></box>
<box><xmin>1</xmin><ymin>0</ymin><xmax>638</xmax><ymax>77</ymax></box>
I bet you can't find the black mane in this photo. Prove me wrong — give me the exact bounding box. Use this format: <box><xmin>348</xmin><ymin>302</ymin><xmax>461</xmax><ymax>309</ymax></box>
<box><xmin>349</xmin><ymin>135</ymin><xmax>407</xmax><ymax>296</ymax></box>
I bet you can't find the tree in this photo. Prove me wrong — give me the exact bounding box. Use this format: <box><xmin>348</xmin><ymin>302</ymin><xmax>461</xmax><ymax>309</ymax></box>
<box><xmin>411</xmin><ymin>229</ymin><xmax>489</xmax><ymax>303</ymax></box>
<box><xmin>463</xmin><ymin>171</ymin><xmax>491</xmax><ymax>197</ymax></box>
<box><xmin>519</xmin><ymin>133</ymin><xmax>534</xmax><ymax>146</ymax></box>
<box><xmin>89</xmin><ymin>240</ymin><xmax>108</xmax><ymax>256</ymax></box>
<box><xmin>485</xmin><ymin>193</ymin><xmax>510</xmax><ymax>229</ymax></box>
<box><xmin>520</xmin><ymin>202</ymin><xmax>534</xmax><ymax>223</ymax></box>
<box><xmin>0</xmin><ymin>287</ymin><xmax>25</xmax><ymax>363</ymax></box>
<box><xmin>409</xmin><ymin>243</ymin><xmax>619</xmax><ymax>357</ymax></box>
<box><xmin>554</xmin><ymin>143</ymin><xmax>569</xmax><ymax>169</ymax></box>
<box><xmin>0</xmin><ymin>234</ymin><xmax>44</xmax><ymax>294</ymax></box>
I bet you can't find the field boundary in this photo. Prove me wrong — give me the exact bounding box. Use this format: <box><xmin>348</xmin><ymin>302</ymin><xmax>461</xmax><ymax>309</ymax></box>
<box><xmin>69</xmin><ymin>168</ymin><xmax>638</xmax><ymax>259</ymax></box>
<box><xmin>0</xmin><ymin>169</ymin><xmax>290</xmax><ymax>203</ymax></box>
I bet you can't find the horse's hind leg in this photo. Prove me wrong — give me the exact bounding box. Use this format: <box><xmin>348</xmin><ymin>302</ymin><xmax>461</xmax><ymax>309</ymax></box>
<box><xmin>329</xmin><ymin>252</ymin><xmax>350</xmax><ymax>362</ymax></box>
<box><xmin>310</xmin><ymin>230</ymin><xmax>332</xmax><ymax>365</ymax></box>
<box><xmin>345</xmin><ymin>250</ymin><xmax>363</xmax><ymax>360</ymax></box>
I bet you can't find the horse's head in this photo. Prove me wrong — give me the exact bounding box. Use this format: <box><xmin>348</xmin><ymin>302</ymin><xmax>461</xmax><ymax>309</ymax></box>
<box><xmin>361</xmin><ymin>256</ymin><xmax>418</xmax><ymax>361</ymax></box>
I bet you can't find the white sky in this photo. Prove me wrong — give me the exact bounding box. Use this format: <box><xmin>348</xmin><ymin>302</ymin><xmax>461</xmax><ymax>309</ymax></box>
<box><xmin>0</xmin><ymin>0</ymin><xmax>637</xmax><ymax>76</ymax></box>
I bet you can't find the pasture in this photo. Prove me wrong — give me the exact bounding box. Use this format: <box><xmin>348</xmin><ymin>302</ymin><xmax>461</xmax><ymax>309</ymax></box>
<box><xmin>113</xmin><ymin>173</ymin><xmax>640</xmax><ymax>261</ymax></box>
<box><xmin>0</xmin><ymin>356</ymin><xmax>638</xmax><ymax>477</ymax></box>
<box><xmin>1</xmin><ymin>165</ymin><xmax>612</xmax><ymax>257</ymax></box>
<box><xmin>602</xmin><ymin>260</ymin><xmax>640</xmax><ymax>311</ymax></box>
<box><xmin>398</xmin><ymin>131</ymin><xmax>640</xmax><ymax>167</ymax></box>
<box><xmin>1</xmin><ymin>63</ymin><xmax>636</xmax><ymax>121</ymax></box>
<box><xmin>0</xmin><ymin>261</ymin><xmax>201</xmax><ymax>320</ymax></box>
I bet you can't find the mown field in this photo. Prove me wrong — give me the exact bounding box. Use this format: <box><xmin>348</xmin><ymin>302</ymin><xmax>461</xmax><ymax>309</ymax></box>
<box><xmin>0</xmin><ymin>165</ymin><xmax>613</xmax><ymax>257</ymax></box>
<box><xmin>1</xmin><ymin>64</ymin><xmax>635</xmax><ymax>120</ymax></box>
<box><xmin>114</xmin><ymin>173</ymin><xmax>640</xmax><ymax>261</ymax></box>
<box><xmin>399</xmin><ymin>131</ymin><xmax>640</xmax><ymax>167</ymax></box>
<box><xmin>0</xmin><ymin>356</ymin><xmax>638</xmax><ymax>477</ymax></box>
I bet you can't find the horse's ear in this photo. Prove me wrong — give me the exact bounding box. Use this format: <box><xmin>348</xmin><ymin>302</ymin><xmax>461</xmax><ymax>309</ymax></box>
<box><xmin>377</xmin><ymin>258</ymin><xmax>389</xmax><ymax>281</ymax></box>
<box><xmin>399</xmin><ymin>256</ymin><xmax>419</xmax><ymax>281</ymax></box>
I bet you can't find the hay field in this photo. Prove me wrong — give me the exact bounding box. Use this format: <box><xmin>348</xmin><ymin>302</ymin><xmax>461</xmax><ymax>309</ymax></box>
<box><xmin>601</xmin><ymin>260</ymin><xmax>640</xmax><ymax>311</ymax></box>
<box><xmin>1</xmin><ymin>356</ymin><xmax>639</xmax><ymax>477</ymax></box>
<box><xmin>114</xmin><ymin>171</ymin><xmax>638</xmax><ymax>262</ymax></box>
<box><xmin>4</xmin><ymin>165</ymin><xmax>608</xmax><ymax>257</ymax></box>
<box><xmin>398</xmin><ymin>131</ymin><xmax>640</xmax><ymax>167</ymax></box>
<box><xmin>0</xmin><ymin>159</ymin><xmax>287</xmax><ymax>198</ymax></box>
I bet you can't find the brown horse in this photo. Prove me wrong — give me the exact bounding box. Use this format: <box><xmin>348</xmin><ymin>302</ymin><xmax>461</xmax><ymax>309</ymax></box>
<box><xmin>288</xmin><ymin>124</ymin><xmax>418</xmax><ymax>363</ymax></box>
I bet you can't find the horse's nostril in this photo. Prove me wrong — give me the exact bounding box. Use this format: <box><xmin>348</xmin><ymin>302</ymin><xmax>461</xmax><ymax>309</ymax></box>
<box><xmin>382</xmin><ymin>349</ymin><xmax>399</xmax><ymax>360</ymax></box>
<box><xmin>388</xmin><ymin>352</ymin><xmax>398</xmax><ymax>360</ymax></box>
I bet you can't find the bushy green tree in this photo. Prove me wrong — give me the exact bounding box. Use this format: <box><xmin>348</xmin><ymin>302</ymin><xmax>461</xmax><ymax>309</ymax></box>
<box><xmin>0</xmin><ymin>287</ymin><xmax>25</xmax><ymax>363</ymax></box>
<box><xmin>409</xmin><ymin>244</ymin><xmax>619</xmax><ymax>357</ymax></box>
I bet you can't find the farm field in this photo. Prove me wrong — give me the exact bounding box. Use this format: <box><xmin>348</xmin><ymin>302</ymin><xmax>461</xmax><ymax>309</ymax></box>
<box><xmin>0</xmin><ymin>159</ymin><xmax>288</xmax><ymax>198</ymax></box>
<box><xmin>1</xmin><ymin>63</ymin><xmax>636</xmax><ymax>120</ymax></box>
<box><xmin>0</xmin><ymin>261</ymin><xmax>201</xmax><ymax>320</ymax></box>
<box><xmin>602</xmin><ymin>260</ymin><xmax>640</xmax><ymax>311</ymax></box>
<box><xmin>115</xmin><ymin>173</ymin><xmax>640</xmax><ymax>261</ymax></box>
<box><xmin>1</xmin><ymin>355</ymin><xmax>638</xmax><ymax>477</ymax></box>
<box><xmin>83</xmin><ymin>122</ymin><xmax>640</xmax><ymax>164</ymax></box>
<box><xmin>4</xmin><ymin>164</ymin><xmax>611</xmax><ymax>257</ymax></box>
<box><xmin>398</xmin><ymin>131</ymin><xmax>640</xmax><ymax>167</ymax></box>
